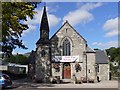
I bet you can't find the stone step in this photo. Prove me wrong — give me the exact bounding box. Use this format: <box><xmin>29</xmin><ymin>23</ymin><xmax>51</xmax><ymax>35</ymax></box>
<box><xmin>62</xmin><ymin>79</ymin><xmax>72</xmax><ymax>83</ymax></box>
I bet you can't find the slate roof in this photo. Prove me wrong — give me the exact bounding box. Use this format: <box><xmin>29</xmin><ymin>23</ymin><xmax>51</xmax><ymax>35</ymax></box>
<box><xmin>86</xmin><ymin>46</ymin><xmax>95</xmax><ymax>53</ymax></box>
<box><xmin>95</xmin><ymin>50</ymin><xmax>109</xmax><ymax>64</ymax></box>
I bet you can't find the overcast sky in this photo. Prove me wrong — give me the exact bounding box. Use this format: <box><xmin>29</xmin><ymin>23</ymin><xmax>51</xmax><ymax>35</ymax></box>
<box><xmin>13</xmin><ymin>2</ymin><xmax>118</xmax><ymax>54</ymax></box>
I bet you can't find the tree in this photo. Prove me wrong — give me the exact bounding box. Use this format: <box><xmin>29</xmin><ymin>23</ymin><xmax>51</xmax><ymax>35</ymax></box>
<box><xmin>1</xmin><ymin>2</ymin><xmax>39</xmax><ymax>58</ymax></box>
<box><xmin>94</xmin><ymin>48</ymin><xmax>100</xmax><ymax>50</ymax></box>
<box><xmin>4</xmin><ymin>54</ymin><xmax>28</xmax><ymax>65</ymax></box>
<box><xmin>106</xmin><ymin>47</ymin><xmax>119</xmax><ymax>61</ymax></box>
<box><xmin>115</xmin><ymin>55</ymin><xmax>120</xmax><ymax>63</ymax></box>
<box><xmin>4</xmin><ymin>55</ymin><xmax>16</xmax><ymax>63</ymax></box>
<box><xmin>106</xmin><ymin>47</ymin><xmax>120</xmax><ymax>77</ymax></box>
<box><xmin>15</xmin><ymin>54</ymin><xmax>28</xmax><ymax>65</ymax></box>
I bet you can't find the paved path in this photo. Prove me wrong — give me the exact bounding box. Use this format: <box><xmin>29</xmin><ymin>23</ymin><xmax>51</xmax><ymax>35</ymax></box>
<box><xmin>36</xmin><ymin>81</ymin><xmax>118</xmax><ymax>88</ymax></box>
<box><xmin>11</xmin><ymin>79</ymin><xmax>119</xmax><ymax>89</ymax></box>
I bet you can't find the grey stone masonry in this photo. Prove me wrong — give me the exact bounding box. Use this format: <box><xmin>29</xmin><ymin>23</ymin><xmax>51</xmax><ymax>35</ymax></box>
<box><xmin>35</xmin><ymin>45</ymin><xmax>51</xmax><ymax>83</ymax></box>
<box><xmin>28</xmin><ymin>5</ymin><xmax>110</xmax><ymax>83</ymax></box>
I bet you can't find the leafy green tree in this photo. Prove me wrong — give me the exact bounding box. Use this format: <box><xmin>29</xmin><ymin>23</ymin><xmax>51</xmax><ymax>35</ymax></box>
<box><xmin>4</xmin><ymin>55</ymin><xmax>16</xmax><ymax>63</ymax></box>
<box><xmin>106</xmin><ymin>47</ymin><xmax>119</xmax><ymax>61</ymax></box>
<box><xmin>5</xmin><ymin>54</ymin><xmax>28</xmax><ymax>65</ymax></box>
<box><xmin>115</xmin><ymin>55</ymin><xmax>120</xmax><ymax>64</ymax></box>
<box><xmin>94</xmin><ymin>48</ymin><xmax>100</xmax><ymax>50</ymax></box>
<box><xmin>16</xmin><ymin>54</ymin><xmax>28</xmax><ymax>65</ymax></box>
<box><xmin>106</xmin><ymin>47</ymin><xmax>120</xmax><ymax>77</ymax></box>
<box><xmin>1</xmin><ymin>2</ymin><xmax>39</xmax><ymax>58</ymax></box>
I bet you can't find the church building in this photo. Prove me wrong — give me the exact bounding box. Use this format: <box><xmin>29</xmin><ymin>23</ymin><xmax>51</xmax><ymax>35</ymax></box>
<box><xmin>28</xmin><ymin>5</ymin><xmax>110</xmax><ymax>83</ymax></box>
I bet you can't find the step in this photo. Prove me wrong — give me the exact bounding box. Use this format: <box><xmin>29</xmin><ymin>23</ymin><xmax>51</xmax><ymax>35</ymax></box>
<box><xmin>62</xmin><ymin>79</ymin><xmax>72</xmax><ymax>83</ymax></box>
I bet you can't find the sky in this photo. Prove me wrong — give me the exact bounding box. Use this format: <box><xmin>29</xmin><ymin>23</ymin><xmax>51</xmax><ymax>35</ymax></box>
<box><xmin>13</xmin><ymin>2</ymin><xmax>118</xmax><ymax>54</ymax></box>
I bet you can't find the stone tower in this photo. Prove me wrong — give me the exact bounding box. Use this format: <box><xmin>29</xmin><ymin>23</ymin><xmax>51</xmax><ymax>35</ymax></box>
<box><xmin>35</xmin><ymin>5</ymin><xmax>51</xmax><ymax>83</ymax></box>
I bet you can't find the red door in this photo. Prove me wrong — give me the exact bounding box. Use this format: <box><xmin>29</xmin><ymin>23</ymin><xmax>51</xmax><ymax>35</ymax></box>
<box><xmin>63</xmin><ymin>63</ymin><xmax>71</xmax><ymax>79</ymax></box>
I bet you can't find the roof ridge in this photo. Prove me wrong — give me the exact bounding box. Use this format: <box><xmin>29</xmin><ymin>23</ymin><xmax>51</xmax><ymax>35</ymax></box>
<box><xmin>50</xmin><ymin>21</ymin><xmax>87</xmax><ymax>43</ymax></box>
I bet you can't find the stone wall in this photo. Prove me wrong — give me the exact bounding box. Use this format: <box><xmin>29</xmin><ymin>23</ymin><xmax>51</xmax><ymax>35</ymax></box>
<box><xmin>35</xmin><ymin>45</ymin><xmax>51</xmax><ymax>82</ymax></box>
<box><xmin>50</xmin><ymin>22</ymin><xmax>86</xmax><ymax>62</ymax></box>
<box><xmin>87</xmin><ymin>53</ymin><xmax>96</xmax><ymax>80</ymax></box>
<box><xmin>72</xmin><ymin>63</ymin><xmax>83</xmax><ymax>78</ymax></box>
<box><xmin>51</xmin><ymin>63</ymin><xmax>83</xmax><ymax>80</ymax></box>
<box><xmin>97</xmin><ymin>64</ymin><xmax>109</xmax><ymax>81</ymax></box>
<box><xmin>51</xmin><ymin>63</ymin><xmax>63</xmax><ymax>79</ymax></box>
<box><xmin>33</xmin><ymin>21</ymin><xmax>109</xmax><ymax>82</ymax></box>
<box><xmin>50</xmin><ymin>22</ymin><xmax>87</xmax><ymax>80</ymax></box>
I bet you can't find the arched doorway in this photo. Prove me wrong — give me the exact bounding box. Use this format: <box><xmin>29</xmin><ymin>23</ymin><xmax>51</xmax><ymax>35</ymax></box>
<box><xmin>63</xmin><ymin>63</ymin><xmax>71</xmax><ymax>79</ymax></box>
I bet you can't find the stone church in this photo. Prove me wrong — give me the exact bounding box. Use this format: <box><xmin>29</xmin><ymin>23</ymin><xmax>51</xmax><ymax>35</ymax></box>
<box><xmin>28</xmin><ymin>5</ymin><xmax>110</xmax><ymax>83</ymax></box>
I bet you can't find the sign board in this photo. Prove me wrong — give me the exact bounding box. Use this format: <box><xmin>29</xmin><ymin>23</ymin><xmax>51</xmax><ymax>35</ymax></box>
<box><xmin>0</xmin><ymin>65</ymin><xmax>8</xmax><ymax>71</ymax></box>
<box><xmin>52</xmin><ymin>56</ymin><xmax>79</xmax><ymax>62</ymax></box>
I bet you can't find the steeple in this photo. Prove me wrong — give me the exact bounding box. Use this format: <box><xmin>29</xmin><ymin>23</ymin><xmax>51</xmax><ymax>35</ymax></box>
<box><xmin>36</xmin><ymin>5</ymin><xmax>50</xmax><ymax>45</ymax></box>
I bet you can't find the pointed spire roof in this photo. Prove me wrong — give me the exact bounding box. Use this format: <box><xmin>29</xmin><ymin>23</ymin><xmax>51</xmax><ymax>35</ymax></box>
<box><xmin>36</xmin><ymin>4</ymin><xmax>50</xmax><ymax>45</ymax></box>
<box><xmin>40</xmin><ymin>5</ymin><xmax>49</xmax><ymax>32</ymax></box>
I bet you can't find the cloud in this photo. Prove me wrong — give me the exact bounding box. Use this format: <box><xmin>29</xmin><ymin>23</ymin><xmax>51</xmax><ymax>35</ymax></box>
<box><xmin>22</xmin><ymin>24</ymin><xmax>37</xmax><ymax>36</ymax></box>
<box><xmin>22</xmin><ymin>6</ymin><xmax>61</xmax><ymax>36</ymax></box>
<box><xmin>92</xmin><ymin>41</ymin><xmax>118</xmax><ymax>49</ymax></box>
<box><xmin>63</xmin><ymin>3</ymin><xmax>102</xmax><ymax>26</ymax></box>
<box><xmin>103</xmin><ymin>17</ymin><xmax>118</xmax><ymax>37</ymax></box>
<box><xmin>48</xmin><ymin>14</ymin><xmax>61</xmax><ymax>27</ymax></box>
<box><xmin>46</xmin><ymin>3</ymin><xmax>59</xmax><ymax>13</ymax></box>
<box><xmin>80</xmin><ymin>3</ymin><xmax>102</xmax><ymax>11</ymax></box>
<box><xmin>63</xmin><ymin>10</ymin><xmax>93</xmax><ymax>26</ymax></box>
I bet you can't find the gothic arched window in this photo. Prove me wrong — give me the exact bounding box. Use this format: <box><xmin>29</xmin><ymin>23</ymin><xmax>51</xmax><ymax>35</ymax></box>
<box><xmin>62</xmin><ymin>38</ymin><xmax>71</xmax><ymax>56</ymax></box>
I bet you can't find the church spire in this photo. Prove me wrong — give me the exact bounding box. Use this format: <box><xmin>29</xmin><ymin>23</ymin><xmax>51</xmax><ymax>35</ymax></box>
<box><xmin>36</xmin><ymin>4</ymin><xmax>50</xmax><ymax>45</ymax></box>
<box><xmin>40</xmin><ymin>5</ymin><xmax>49</xmax><ymax>32</ymax></box>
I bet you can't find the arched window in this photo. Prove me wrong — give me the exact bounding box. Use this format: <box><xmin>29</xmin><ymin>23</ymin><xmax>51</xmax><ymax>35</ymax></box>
<box><xmin>62</xmin><ymin>38</ymin><xmax>71</xmax><ymax>56</ymax></box>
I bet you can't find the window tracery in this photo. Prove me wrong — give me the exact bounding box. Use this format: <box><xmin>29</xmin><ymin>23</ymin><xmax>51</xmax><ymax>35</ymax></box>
<box><xmin>62</xmin><ymin>38</ymin><xmax>71</xmax><ymax>56</ymax></box>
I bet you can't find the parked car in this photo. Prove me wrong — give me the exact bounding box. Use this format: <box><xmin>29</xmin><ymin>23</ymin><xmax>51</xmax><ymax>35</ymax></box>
<box><xmin>0</xmin><ymin>74</ymin><xmax>12</xmax><ymax>88</ymax></box>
